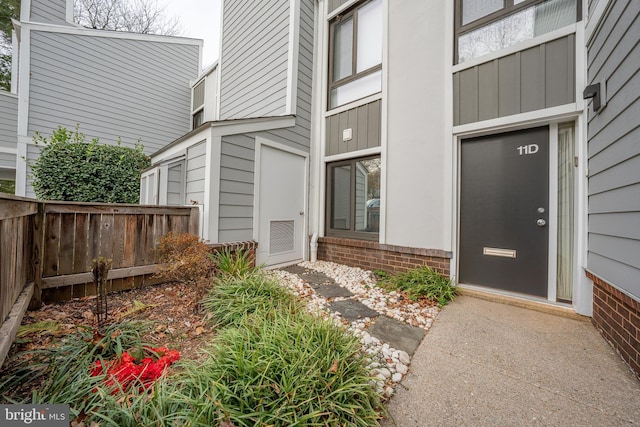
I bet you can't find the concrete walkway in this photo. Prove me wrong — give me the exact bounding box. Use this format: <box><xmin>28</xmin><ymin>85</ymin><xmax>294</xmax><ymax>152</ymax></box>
<box><xmin>382</xmin><ymin>296</ymin><xmax>640</xmax><ymax>426</ymax></box>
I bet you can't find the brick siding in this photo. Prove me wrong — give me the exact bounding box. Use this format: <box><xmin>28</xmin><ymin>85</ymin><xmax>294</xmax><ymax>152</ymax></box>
<box><xmin>588</xmin><ymin>271</ymin><xmax>640</xmax><ymax>380</ymax></box>
<box><xmin>317</xmin><ymin>236</ymin><xmax>451</xmax><ymax>276</ymax></box>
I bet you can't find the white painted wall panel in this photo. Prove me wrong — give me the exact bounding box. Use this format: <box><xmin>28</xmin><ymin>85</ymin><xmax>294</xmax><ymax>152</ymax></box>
<box><xmin>0</xmin><ymin>93</ymin><xmax>17</xmax><ymax>153</ymax></box>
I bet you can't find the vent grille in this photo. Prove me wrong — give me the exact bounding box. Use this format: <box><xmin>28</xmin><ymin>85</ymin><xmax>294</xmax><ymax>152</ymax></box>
<box><xmin>270</xmin><ymin>220</ymin><xmax>294</xmax><ymax>254</ymax></box>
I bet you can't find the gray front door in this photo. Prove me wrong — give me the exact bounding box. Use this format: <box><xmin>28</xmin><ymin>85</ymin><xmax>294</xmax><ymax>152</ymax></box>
<box><xmin>459</xmin><ymin>127</ymin><xmax>549</xmax><ymax>297</ymax></box>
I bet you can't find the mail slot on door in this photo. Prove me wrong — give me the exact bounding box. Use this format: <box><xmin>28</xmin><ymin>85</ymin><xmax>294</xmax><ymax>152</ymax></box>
<box><xmin>483</xmin><ymin>247</ymin><xmax>517</xmax><ymax>258</ymax></box>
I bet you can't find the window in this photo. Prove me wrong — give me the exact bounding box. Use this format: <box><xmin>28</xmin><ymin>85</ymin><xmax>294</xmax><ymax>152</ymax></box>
<box><xmin>455</xmin><ymin>0</ymin><xmax>580</xmax><ymax>63</ymax></box>
<box><xmin>191</xmin><ymin>80</ymin><xmax>205</xmax><ymax>130</ymax></box>
<box><xmin>192</xmin><ymin>109</ymin><xmax>204</xmax><ymax>129</ymax></box>
<box><xmin>326</xmin><ymin>156</ymin><xmax>380</xmax><ymax>239</ymax></box>
<box><xmin>329</xmin><ymin>0</ymin><xmax>382</xmax><ymax>109</ymax></box>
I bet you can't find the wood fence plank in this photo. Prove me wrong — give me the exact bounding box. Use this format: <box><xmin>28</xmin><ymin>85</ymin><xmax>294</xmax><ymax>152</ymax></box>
<box><xmin>0</xmin><ymin>220</ymin><xmax>9</xmax><ymax>322</ymax></box>
<box><xmin>111</xmin><ymin>215</ymin><xmax>126</xmax><ymax>269</ymax></box>
<box><xmin>89</xmin><ymin>214</ymin><xmax>101</xmax><ymax>268</ymax></box>
<box><xmin>45</xmin><ymin>204</ymin><xmax>193</xmax><ymax>216</ymax></box>
<box><xmin>43</xmin><ymin>213</ymin><xmax>61</xmax><ymax>277</ymax></box>
<box><xmin>98</xmin><ymin>214</ymin><xmax>115</xmax><ymax>261</ymax></box>
<box><xmin>188</xmin><ymin>208</ymin><xmax>199</xmax><ymax>235</ymax></box>
<box><xmin>73</xmin><ymin>213</ymin><xmax>90</xmax><ymax>274</ymax></box>
<box><xmin>145</xmin><ymin>214</ymin><xmax>156</xmax><ymax>264</ymax></box>
<box><xmin>57</xmin><ymin>214</ymin><xmax>76</xmax><ymax>275</ymax></box>
<box><xmin>0</xmin><ymin>199</ymin><xmax>38</xmax><ymax>220</ymax></box>
<box><xmin>135</xmin><ymin>215</ymin><xmax>146</xmax><ymax>266</ymax></box>
<box><xmin>123</xmin><ymin>215</ymin><xmax>136</xmax><ymax>268</ymax></box>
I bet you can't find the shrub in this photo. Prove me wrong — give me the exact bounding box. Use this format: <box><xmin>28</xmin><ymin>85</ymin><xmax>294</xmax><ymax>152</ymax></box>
<box><xmin>155</xmin><ymin>232</ymin><xmax>215</xmax><ymax>286</ymax></box>
<box><xmin>177</xmin><ymin>311</ymin><xmax>383</xmax><ymax>426</ymax></box>
<box><xmin>202</xmin><ymin>274</ymin><xmax>299</xmax><ymax>327</ymax></box>
<box><xmin>376</xmin><ymin>265</ymin><xmax>457</xmax><ymax>307</ymax></box>
<box><xmin>30</xmin><ymin>125</ymin><xmax>150</xmax><ymax>203</ymax></box>
<box><xmin>211</xmin><ymin>247</ymin><xmax>259</xmax><ymax>279</ymax></box>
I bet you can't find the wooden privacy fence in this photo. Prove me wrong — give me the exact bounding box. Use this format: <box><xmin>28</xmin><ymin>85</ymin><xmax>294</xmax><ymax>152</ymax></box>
<box><xmin>0</xmin><ymin>194</ymin><xmax>199</xmax><ymax>367</ymax></box>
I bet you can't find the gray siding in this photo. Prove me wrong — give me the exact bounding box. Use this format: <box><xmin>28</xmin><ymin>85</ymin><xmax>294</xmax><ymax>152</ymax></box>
<box><xmin>453</xmin><ymin>35</ymin><xmax>576</xmax><ymax>125</ymax></box>
<box><xmin>0</xmin><ymin>93</ymin><xmax>17</xmax><ymax>153</ymax></box>
<box><xmin>328</xmin><ymin>0</ymin><xmax>350</xmax><ymax>13</ymax></box>
<box><xmin>29</xmin><ymin>0</ymin><xmax>68</xmax><ymax>24</ymax></box>
<box><xmin>326</xmin><ymin>100</ymin><xmax>381</xmax><ymax>156</ymax></box>
<box><xmin>28</xmin><ymin>31</ymin><xmax>199</xmax><ymax>154</ymax></box>
<box><xmin>219</xmin><ymin>135</ymin><xmax>255</xmax><ymax>242</ymax></box>
<box><xmin>219</xmin><ymin>0</ymin><xmax>290</xmax><ymax>119</ymax></box>
<box><xmin>261</xmin><ymin>0</ymin><xmax>314</xmax><ymax>153</ymax></box>
<box><xmin>0</xmin><ymin>152</ymin><xmax>15</xmax><ymax>169</ymax></box>
<box><xmin>186</xmin><ymin>141</ymin><xmax>206</xmax><ymax>205</ymax></box>
<box><xmin>586</xmin><ymin>0</ymin><xmax>640</xmax><ymax>297</ymax></box>
<box><xmin>167</xmin><ymin>161</ymin><xmax>184</xmax><ymax>205</ymax></box>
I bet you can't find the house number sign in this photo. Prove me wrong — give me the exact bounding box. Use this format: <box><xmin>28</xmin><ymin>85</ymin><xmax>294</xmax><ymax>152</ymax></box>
<box><xmin>517</xmin><ymin>144</ymin><xmax>539</xmax><ymax>155</ymax></box>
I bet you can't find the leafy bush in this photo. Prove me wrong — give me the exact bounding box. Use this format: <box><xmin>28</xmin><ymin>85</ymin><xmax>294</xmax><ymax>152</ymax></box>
<box><xmin>155</xmin><ymin>232</ymin><xmax>215</xmax><ymax>285</ymax></box>
<box><xmin>0</xmin><ymin>322</ymin><xmax>149</xmax><ymax>414</ymax></box>
<box><xmin>177</xmin><ymin>311</ymin><xmax>382</xmax><ymax>426</ymax></box>
<box><xmin>30</xmin><ymin>125</ymin><xmax>150</xmax><ymax>203</ymax></box>
<box><xmin>211</xmin><ymin>247</ymin><xmax>260</xmax><ymax>278</ymax></box>
<box><xmin>376</xmin><ymin>265</ymin><xmax>456</xmax><ymax>307</ymax></box>
<box><xmin>202</xmin><ymin>274</ymin><xmax>298</xmax><ymax>327</ymax></box>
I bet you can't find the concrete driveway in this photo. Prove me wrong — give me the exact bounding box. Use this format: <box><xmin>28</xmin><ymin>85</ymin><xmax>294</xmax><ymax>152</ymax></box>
<box><xmin>382</xmin><ymin>295</ymin><xmax>640</xmax><ymax>426</ymax></box>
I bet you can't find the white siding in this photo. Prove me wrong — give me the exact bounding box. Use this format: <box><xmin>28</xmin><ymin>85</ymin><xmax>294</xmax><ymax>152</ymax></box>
<box><xmin>218</xmin><ymin>134</ymin><xmax>254</xmax><ymax>242</ymax></box>
<box><xmin>219</xmin><ymin>0</ymin><xmax>290</xmax><ymax>119</ymax></box>
<box><xmin>586</xmin><ymin>0</ymin><xmax>640</xmax><ymax>297</ymax></box>
<box><xmin>186</xmin><ymin>141</ymin><xmax>206</xmax><ymax>205</ymax></box>
<box><xmin>0</xmin><ymin>152</ymin><xmax>15</xmax><ymax>169</ymax></box>
<box><xmin>0</xmin><ymin>93</ymin><xmax>17</xmax><ymax>154</ymax></box>
<box><xmin>28</xmin><ymin>31</ymin><xmax>199</xmax><ymax>154</ymax></box>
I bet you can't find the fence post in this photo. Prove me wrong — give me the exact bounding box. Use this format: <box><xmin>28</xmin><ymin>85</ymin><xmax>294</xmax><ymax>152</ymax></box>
<box><xmin>29</xmin><ymin>202</ymin><xmax>45</xmax><ymax>310</ymax></box>
<box><xmin>188</xmin><ymin>207</ymin><xmax>200</xmax><ymax>236</ymax></box>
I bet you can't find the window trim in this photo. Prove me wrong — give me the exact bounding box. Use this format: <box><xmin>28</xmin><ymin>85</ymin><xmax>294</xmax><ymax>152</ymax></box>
<box><xmin>454</xmin><ymin>0</ymin><xmax>582</xmax><ymax>63</ymax></box>
<box><xmin>325</xmin><ymin>155</ymin><xmax>380</xmax><ymax>241</ymax></box>
<box><xmin>328</xmin><ymin>0</ymin><xmax>382</xmax><ymax>110</ymax></box>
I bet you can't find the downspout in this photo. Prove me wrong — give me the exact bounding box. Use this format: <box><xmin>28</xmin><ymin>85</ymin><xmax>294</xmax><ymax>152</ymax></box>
<box><xmin>310</xmin><ymin>232</ymin><xmax>318</xmax><ymax>263</ymax></box>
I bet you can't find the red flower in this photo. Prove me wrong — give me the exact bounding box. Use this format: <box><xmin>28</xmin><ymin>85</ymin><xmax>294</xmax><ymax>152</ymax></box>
<box><xmin>90</xmin><ymin>347</ymin><xmax>180</xmax><ymax>393</ymax></box>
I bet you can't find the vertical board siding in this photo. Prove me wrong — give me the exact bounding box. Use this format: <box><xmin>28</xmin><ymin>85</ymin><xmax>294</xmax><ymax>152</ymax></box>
<box><xmin>186</xmin><ymin>141</ymin><xmax>206</xmax><ymax>205</ymax></box>
<box><xmin>28</xmin><ymin>31</ymin><xmax>199</xmax><ymax>154</ymax></box>
<box><xmin>586</xmin><ymin>0</ymin><xmax>640</xmax><ymax>297</ymax></box>
<box><xmin>326</xmin><ymin>100</ymin><xmax>381</xmax><ymax>156</ymax></box>
<box><xmin>218</xmin><ymin>135</ymin><xmax>254</xmax><ymax>242</ymax></box>
<box><xmin>453</xmin><ymin>35</ymin><xmax>576</xmax><ymax>125</ymax></box>
<box><xmin>0</xmin><ymin>93</ymin><xmax>18</xmax><ymax>157</ymax></box>
<box><xmin>29</xmin><ymin>0</ymin><xmax>68</xmax><ymax>24</ymax></box>
<box><xmin>219</xmin><ymin>0</ymin><xmax>290</xmax><ymax>119</ymax></box>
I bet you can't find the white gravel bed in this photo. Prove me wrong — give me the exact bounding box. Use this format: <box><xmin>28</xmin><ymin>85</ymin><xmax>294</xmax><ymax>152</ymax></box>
<box><xmin>270</xmin><ymin>260</ymin><xmax>441</xmax><ymax>399</ymax></box>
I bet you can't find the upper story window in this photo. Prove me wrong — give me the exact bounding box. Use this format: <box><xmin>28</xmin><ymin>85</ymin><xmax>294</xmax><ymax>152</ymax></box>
<box><xmin>329</xmin><ymin>0</ymin><xmax>382</xmax><ymax>109</ymax></box>
<box><xmin>192</xmin><ymin>80</ymin><xmax>205</xmax><ymax>129</ymax></box>
<box><xmin>455</xmin><ymin>0</ymin><xmax>580</xmax><ymax>64</ymax></box>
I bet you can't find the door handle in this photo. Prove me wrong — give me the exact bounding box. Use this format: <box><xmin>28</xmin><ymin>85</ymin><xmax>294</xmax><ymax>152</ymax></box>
<box><xmin>536</xmin><ymin>219</ymin><xmax>546</xmax><ymax>227</ymax></box>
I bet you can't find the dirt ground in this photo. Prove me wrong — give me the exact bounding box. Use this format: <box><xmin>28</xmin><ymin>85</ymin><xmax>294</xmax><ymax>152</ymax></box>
<box><xmin>3</xmin><ymin>280</ymin><xmax>215</xmax><ymax>366</ymax></box>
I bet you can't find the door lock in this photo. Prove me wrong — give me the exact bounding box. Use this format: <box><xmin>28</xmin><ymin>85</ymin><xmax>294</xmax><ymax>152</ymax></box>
<box><xmin>536</xmin><ymin>219</ymin><xmax>546</xmax><ymax>227</ymax></box>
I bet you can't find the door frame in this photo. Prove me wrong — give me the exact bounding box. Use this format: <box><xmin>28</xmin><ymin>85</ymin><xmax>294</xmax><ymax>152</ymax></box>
<box><xmin>454</xmin><ymin>120</ymin><xmax>581</xmax><ymax>304</ymax></box>
<box><xmin>253</xmin><ymin>136</ymin><xmax>310</xmax><ymax>267</ymax></box>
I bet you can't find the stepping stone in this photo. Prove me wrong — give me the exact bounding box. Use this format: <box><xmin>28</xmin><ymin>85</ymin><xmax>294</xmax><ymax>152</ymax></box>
<box><xmin>281</xmin><ymin>265</ymin><xmax>309</xmax><ymax>275</ymax></box>
<box><xmin>366</xmin><ymin>316</ymin><xmax>426</xmax><ymax>356</ymax></box>
<box><xmin>300</xmin><ymin>271</ymin><xmax>334</xmax><ymax>288</ymax></box>
<box><xmin>313</xmin><ymin>283</ymin><xmax>353</xmax><ymax>299</ymax></box>
<box><xmin>329</xmin><ymin>300</ymin><xmax>379</xmax><ymax>322</ymax></box>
